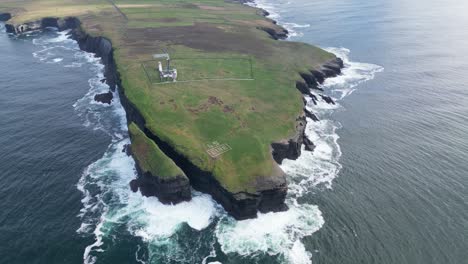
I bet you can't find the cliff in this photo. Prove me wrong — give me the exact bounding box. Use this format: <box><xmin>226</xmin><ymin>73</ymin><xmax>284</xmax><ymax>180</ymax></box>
<box><xmin>128</xmin><ymin>123</ymin><xmax>191</xmax><ymax>204</ymax></box>
<box><xmin>272</xmin><ymin>57</ymin><xmax>344</xmax><ymax>164</ymax></box>
<box><xmin>2</xmin><ymin>0</ymin><xmax>343</xmax><ymax>219</ymax></box>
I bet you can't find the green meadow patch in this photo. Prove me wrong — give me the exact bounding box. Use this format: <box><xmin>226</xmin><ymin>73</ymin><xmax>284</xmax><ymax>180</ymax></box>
<box><xmin>142</xmin><ymin>57</ymin><xmax>253</xmax><ymax>84</ymax></box>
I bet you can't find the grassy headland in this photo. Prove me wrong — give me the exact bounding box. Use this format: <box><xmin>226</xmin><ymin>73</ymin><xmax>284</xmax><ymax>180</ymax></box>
<box><xmin>129</xmin><ymin>122</ymin><xmax>186</xmax><ymax>179</ymax></box>
<box><xmin>1</xmin><ymin>0</ymin><xmax>335</xmax><ymax>194</ymax></box>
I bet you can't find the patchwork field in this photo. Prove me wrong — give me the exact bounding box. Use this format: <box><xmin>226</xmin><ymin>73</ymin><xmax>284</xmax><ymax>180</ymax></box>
<box><xmin>1</xmin><ymin>0</ymin><xmax>335</xmax><ymax>194</ymax></box>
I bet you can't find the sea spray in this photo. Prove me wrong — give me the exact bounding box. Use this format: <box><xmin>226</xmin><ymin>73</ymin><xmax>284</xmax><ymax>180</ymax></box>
<box><xmin>49</xmin><ymin>30</ymin><xmax>222</xmax><ymax>263</ymax></box>
<box><xmin>213</xmin><ymin>1</ymin><xmax>384</xmax><ymax>263</ymax></box>
<box><xmin>28</xmin><ymin>21</ymin><xmax>382</xmax><ymax>264</ymax></box>
<box><xmin>282</xmin><ymin>47</ymin><xmax>384</xmax><ymax>190</ymax></box>
<box><xmin>245</xmin><ymin>0</ymin><xmax>308</xmax><ymax>38</ymax></box>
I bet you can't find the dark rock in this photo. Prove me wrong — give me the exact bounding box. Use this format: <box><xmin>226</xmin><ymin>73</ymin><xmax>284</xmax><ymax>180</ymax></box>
<box><xmin>68</xmin><ymin>18</ymin><xmax>119</xmax><ymax>91</ymax></box>
<box><xmin>298</xmin><ymin>72</ymin><xmax>323</xmax><ymax>91</ymax></box>
<box><xmin>272</xmin><ymin>116</ymin><xmax>307</xmax><ymax>164</ymax></box>
<box><xmin>303</xmin><ymin>136</ymin><xmax>315</xmax><ymax>151</ymax></box>
<box><xmin>258</xmin><ymin>26</ymin><xmax>288</xmax><ymax>40</ymax></box>
<box><xmin>41</xmin><ymin>17</ymin><xmax>59</xmax><ymax>28</ymax></box>
<box><xmin>100</xmin><ymin>78</ymin><xmax>106</xmax><ymax>83</ymax></box>
<box><xmin>122</xmin><ymin>144</ymin><xmax>132</xmax><ymax>156</ymax></box>
<box><xmin>5</xmin><ymin>24</ymin><xmax>15</xmax><ymax>34</ymax></box>
<box><xmin>323</xmin><ymin>58</ymin><xmax>344</xmax><ymax>72</ymax></box>
<box><xmin>300</xmin><ymin>72</ymin><xmax>318</xmax><ymax>88</ymax></box>
<box><xmin>57</xmin><ymin>17</ymin><xmax>81</xmax><ymax>31</ymax></box>
<box><xmin>310</xmin><ymin>94</ymin><xmax>318</xmax><ymax>105</ymax></box>
<box><xmin>320</xmin><ymin>94</ymin><xmax>335</xmax><ymax>105</ymax></box>
<box><xmin>304</xmin><ymin>108</ymin><xmax>319</xmax><ymax>122</ymax></box>
<box><xmin>310</xmin><ymin>70</ymin><xmax>326</xmax><ymax>84</ymax></box>
<box><xmin>0</xmin><ymin>13</ymin><xmax>11</xmax><ymax>22</ymax></box>
<box><xmin>94</xmin><ymin>91</ymin><xmax>113</xmax><ymax>104</ymax></box>
<box><xmin>319</xmin><ymin>67</ymin><xmax>338</xmax><ymax>78</ymax></box>
<box><xmin>131</xmin><ymin>160</ymin><xmax>191</xmax><ymax>204</ymax></box>
<box><xmin>256</xmin><ymin>8</ymin><xmax>270</xmax><ymax>17</ymax></box>
<box><xmin>278</xmin><ymin>56</ymin><xmax>344</xmax><ymax>167</ymax></box>
<box><xmin>296</xmin><ymin>81</ymin><xmax>311</xmax><ymax>96</ymax></box>
<box><xmin>129</xmin><ymin>179</ymin><xmax>139</xmax><ymax>192</ymax></box>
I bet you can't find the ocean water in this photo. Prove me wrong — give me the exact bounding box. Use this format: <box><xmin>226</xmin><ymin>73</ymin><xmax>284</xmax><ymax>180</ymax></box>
<box><xmin>0</xmin><ymin>0</ymin><xmax>467</xmax><ymax>263</ymax></box>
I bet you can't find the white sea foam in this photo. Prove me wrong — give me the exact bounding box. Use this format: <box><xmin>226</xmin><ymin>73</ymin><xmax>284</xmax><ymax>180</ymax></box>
<box><xmin>61</xmin><ymin>35</ymin><xmax>219</xmax><ymax>262</ymax></box>
<box><xmin>246</xmin><ymin>0</ymin><xmax>281</xmax><ymax>20</ymax></box>
<box><xmin>32</xmin><ymin>18</ymin><xmax>383</xmax><ymax>264</ymax></box>
<box><xmin>322</xmin><ymin>47</ymin><xmax>384</xmax><ymax>99</ymax></box>
<box><xmin>64</xmin><ymin>62</ymin><xmax>83</xmax><ymax>68</ymax></box>
<box><xmin>51</xmin><ymin>57</ymin><xmax>63</xmax><ymax>63</ymax></box>
<box><xmin>288</xmin><ymin>240</ymin><xmax>312</xmax><ymax>264</ymax></box>
<box><xmin>67</xmin><ymin>9</ymin><xmax>381</xmax><ymax>264</ymax></box>
<box><xmin>246</xmin><ymin>0</ymin><xmax>307</xmax><ymax>38</ymax></box>
<box><xmin>43</xmin><ymin>29</ymin><xmax>72</xmax><ymax>44</ymax></box>
<box><xmin>83</xmin><ymin>218</ymin><xmax>105</xmax><ymax>264</ymax></box>
<box><xmin>216</xmin><ymin>203</ymin><xmax>324</xmax><ymax>259</ymax></box>
<box><xmin>281</xmin><ymin>48</ymin><xmax>383</xmax><ymax>191</ymax></box>
<box><xmin>213</xmin><ymin>2</ymin><xmax>384</xmax><ymax>264</ymax></box>
<box><xmin>128</xmin><ymin>192</ymin><xmax>218</xmax><ymax>240</ymax></box>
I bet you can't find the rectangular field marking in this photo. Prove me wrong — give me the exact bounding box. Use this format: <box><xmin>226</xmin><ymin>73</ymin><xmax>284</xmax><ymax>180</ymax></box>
<box><xmin>206</xmin><ymin>141</ymin><xmax>232</xmax><ymax>158</ymax></box>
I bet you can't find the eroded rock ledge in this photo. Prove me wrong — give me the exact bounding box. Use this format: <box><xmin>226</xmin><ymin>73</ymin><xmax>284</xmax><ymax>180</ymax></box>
<box><xmin>272</xmin><ymin>57</ymin><xmax>344</xmax><ymax>164</ymax></box>
<box><xmin>227</xmin><ymin>1</ymin><xmax>344</xmax><ymax>165</ymax></box>
<box><xmin>4</xmin><ymin>15</ymin><xmax>342</xmax><ymax>220</ymax></box>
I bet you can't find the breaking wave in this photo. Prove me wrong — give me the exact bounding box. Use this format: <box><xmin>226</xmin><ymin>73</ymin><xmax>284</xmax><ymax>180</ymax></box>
<box><xmin>29</xmin><ymin>12</ymin><xmax>382</xmax><ymax>263</ymax></box>
<box><xmin>217</xmin><ymin>1</ymin><xmax>384</xmax><ymax>263</ymax></box>
<box><xmin>31</xmin><ymin>30</ymin><xmax>79</xmax><ymax>64</ymax></box>
<box><xmin>246</xmin><ymin>0</ymin><xmax>309</xmax><ymax>38</ymax></box>
<box><xmin>33</xmin><ymin>29</ymin><xmax>220</xmax><ymax>264</ymax></box>
<box><xmin>215</xmin><ymin>48</ymin><xmax>383</xmax><ymax>263</ymax></box>
<box><xmin>282</xmin><ymin>47</ymin><xmax>383</xmax><ymax>193</ymax></box>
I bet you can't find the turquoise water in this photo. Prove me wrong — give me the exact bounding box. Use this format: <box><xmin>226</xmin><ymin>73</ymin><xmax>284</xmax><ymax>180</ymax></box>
<box><xmin>0</xmin><ymin>0</ymin><xmax>467</xmax><ymax>263</ymax></box>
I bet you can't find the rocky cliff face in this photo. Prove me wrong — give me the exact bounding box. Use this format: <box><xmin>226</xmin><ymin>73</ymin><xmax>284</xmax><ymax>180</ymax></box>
<box><xmin>272</xmin><ymin>115</ymin><xmax>310</xmax><ymax>164</ymax></box>
<box><xmin>6</xmin><ymin>16</ymin><xmax>286</xmax><ymax>219</ymax></box>
<box><xmin>128</xmin><ymin>145</ymin><xmax>191</xmax><ymax>204</ymax></box>
<box><xmin>225</xmin><ymin>2</ymin><xmax>344</xmax><ymax>165</ymax></box>
<box><xmin>259</xmin><ymin>26</ymin><xmax>289</xmax><ymax>40</ymax></box>
<box><xmin>5</xmin><ymin>16</ymin><xmax>342</xmax><ymax>220</ymax></box>
<box><xmin>271</xmin><ymin>57</ymin><xmax>344</xmax><ymax>164</ymax></box>
<box><xmin>130</xmin><ymin>114</ymin><xmax>288</xmax><ymax>220</ymax></box>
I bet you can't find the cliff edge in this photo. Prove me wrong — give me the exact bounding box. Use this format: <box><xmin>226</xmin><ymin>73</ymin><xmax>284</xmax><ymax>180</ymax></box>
<box><xmin>1</xmin><ymin>0</ymin><xmax>343</xmax><ymax>220</ymax></box>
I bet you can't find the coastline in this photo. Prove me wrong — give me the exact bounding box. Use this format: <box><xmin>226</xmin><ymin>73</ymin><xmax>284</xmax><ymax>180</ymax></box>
<box><xmin>0</xmin><ymin>4</ymin><xmax>343</xmax><ymax>220</ymax></box>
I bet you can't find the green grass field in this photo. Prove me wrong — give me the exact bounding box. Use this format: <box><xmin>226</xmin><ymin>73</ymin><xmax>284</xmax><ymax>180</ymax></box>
<box><xmin>2</xmin><ymin>0</ymin><xmax>335</xmax><ymax>193</ymax></box>
<box><xmin>142</xmin><ymin>57</ymin><xmax>253</xmax><ymax>83</ymax></box>
<box><xmin>129</xmin><ymin>123</ymin><xmax>186</xmax><ymax>179</ymax></box>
